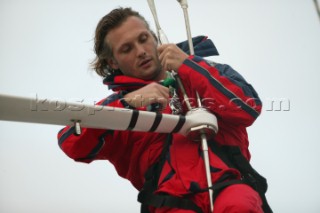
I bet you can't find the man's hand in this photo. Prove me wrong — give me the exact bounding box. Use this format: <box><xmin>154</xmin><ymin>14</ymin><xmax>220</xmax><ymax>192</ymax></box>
<box><xmin>123</xmin><ymin>82</ymin><xmax>170</xmax><ymax>108</ymax></box>
<box><xmin>158</xmin><ymin>44</ymin><xmax>189</xmax><ymax>72</ymax></box>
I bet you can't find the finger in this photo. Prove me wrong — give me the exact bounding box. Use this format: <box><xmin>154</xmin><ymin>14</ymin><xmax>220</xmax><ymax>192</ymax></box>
<box><xmin>159</xmin><ymin>87</ymin><xmax>170</xmax><ymax>99</ymax></box>
<box><xmin>157</xmin><ymin>44</ymin><xmax>171</xmax><ymax>54</ymax></box>
<box><xmin>159</xmin><ymin>45</ymin><xmax>186</xmax><ymax>71</ymax></box>
<box><xmin>158</xmin><ymin>44</ymin><xmax>174</xmax><ymax>63</ymax></box>
<box><xmin>153</xmin><ymin>83</ymin><xmax>170</xmax><ymax>98</ymax></box>
<box><xmin>147</xmin><ymin>83</ymin><xmax>170</xmax><ymax>100</ymax></box>
<box><xmin>158</xmin><ymin>50</ymin><xmax>171</xmax><ymax>71</ymax></box>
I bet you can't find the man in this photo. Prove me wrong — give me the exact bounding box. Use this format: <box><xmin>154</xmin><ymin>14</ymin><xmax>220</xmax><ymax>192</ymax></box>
<box><xmin>58</xmin><ymin>7</ymin><xmax>272</xmax><ymax>213</ymax></box>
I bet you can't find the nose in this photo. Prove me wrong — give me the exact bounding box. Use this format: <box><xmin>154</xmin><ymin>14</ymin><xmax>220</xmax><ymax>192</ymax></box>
<box><xmin>136</xmin><ymin>45</ymin><xmax>146</xmax><ymax>57</ymax></box>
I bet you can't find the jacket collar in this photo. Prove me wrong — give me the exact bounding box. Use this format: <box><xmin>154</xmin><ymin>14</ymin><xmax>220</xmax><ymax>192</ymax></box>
<box><xmin>176</xmin><ymin>35</ymin><xmax>219</xmax><ymax>57</ymax></box>
<box><xmin>104</xmin><ymin>75</ymin><xmax>152</xmax><ymax>92</ymax></box>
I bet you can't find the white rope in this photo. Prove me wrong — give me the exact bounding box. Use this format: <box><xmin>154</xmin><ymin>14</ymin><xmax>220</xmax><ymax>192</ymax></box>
<box><xmin>314</xmin><ymin>0</ymin><xmax>320</xmax><ymax>22</ymax></box>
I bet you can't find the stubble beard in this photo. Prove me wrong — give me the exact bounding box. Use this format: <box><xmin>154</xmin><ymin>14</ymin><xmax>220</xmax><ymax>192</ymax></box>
<box><xmin>152</xmin><ymin>61</ymin><xmax>165</xmax><ymax>81</ymax></box>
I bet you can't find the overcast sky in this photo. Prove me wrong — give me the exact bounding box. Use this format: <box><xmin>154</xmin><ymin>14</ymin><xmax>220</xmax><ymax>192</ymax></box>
<box><xmin>1</xmin><ymin>0</ymin><xmax>320</xmax><ymax>212</ymax></box>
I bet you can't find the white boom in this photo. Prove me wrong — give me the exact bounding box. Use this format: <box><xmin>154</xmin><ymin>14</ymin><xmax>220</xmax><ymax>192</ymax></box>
<box><xmin>0</xmin><ymin>93</ymin><xmax>218</xmax><ymax>137</ymax></box>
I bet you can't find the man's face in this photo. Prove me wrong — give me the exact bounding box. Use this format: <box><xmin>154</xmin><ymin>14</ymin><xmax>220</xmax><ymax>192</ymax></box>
<box><xmin>106</xmin><ymin>16</ymin><xmax>164</xmax><ymax>81</ymax></box>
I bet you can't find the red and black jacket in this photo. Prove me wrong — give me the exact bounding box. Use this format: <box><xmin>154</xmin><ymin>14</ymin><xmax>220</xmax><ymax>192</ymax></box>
<box><xmin>57</xmin><ymin>36</ymin><xmax>269</xmax><ymax>212</ymax></box>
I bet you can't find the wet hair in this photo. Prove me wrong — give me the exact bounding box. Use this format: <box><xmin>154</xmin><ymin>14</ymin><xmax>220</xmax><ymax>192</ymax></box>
<box><xmin>91</xmin><ymin>7</ymin><xmax>157</xmax><ymax>77</ymax></box>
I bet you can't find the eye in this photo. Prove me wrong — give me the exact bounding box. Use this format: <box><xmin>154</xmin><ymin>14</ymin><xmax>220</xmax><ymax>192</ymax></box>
<box><xmin>120</xmin><ymin>45</ymin><xmax>131</xmax><ymax>53</ymax></box>
<box><xmin>139</xmin><ymin>33</ymin><xmax>148</xmax><ymax>43</ymax></box>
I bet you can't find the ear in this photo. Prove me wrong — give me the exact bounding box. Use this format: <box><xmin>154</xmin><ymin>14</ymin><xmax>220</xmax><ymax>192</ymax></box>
<box><xmin>107</xmin><ymin>58</ymin><xmax>119</xmax><ymax>70</ymax></box>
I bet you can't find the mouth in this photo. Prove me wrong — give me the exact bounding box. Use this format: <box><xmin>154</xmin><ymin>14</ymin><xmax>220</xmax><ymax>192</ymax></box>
<box><xmin>139</xmin><ymin>58</ymin><xmax>152</xmax><ymax>67</ymax></box>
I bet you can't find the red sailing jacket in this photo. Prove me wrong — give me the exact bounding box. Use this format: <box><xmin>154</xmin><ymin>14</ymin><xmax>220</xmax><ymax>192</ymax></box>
<box><xmin>57</xmin><ymin>36</ymin><xmax>262</xmax><ymax>198</ymax></box>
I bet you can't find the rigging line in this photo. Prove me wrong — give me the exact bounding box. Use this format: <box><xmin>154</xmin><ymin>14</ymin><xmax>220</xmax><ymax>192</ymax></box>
<box><xmin>314</xmin><ymin>0</ymin><xmax>320</xmax><ymax>22</ymax></box>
